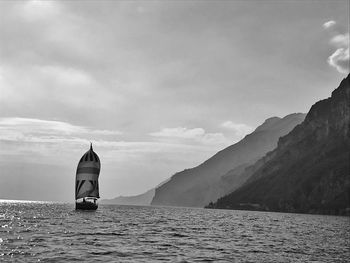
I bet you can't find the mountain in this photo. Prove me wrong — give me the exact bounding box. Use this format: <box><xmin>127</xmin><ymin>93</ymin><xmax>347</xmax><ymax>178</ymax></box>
<box><xmin>101</xmin><ymin>178</ymin><xmax>170</xmax><ymax>206</ymax></box>
<box><xmin>208</xmin><ymin>74</ymin><xmax>350</xmax><ymax>215</ymax></box>
<box><xmin>101</xmin><ymin>188</ymin><xmax>155</xmax><ymax>206</ymax></box>
<box><xmin>151</xmin><ymin>113</ymin><xmax>306</xmax><ymax>207</ymax></box>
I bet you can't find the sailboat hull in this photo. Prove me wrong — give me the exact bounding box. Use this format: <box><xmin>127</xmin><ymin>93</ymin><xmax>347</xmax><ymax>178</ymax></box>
<box><xmin>75</xmin><ymin>201</ymin><xmax>98</xmax><ymax>210</ymax></box>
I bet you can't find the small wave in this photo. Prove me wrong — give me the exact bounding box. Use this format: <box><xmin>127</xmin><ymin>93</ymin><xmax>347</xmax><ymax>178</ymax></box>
<box><xmin>171</xmin><ymin>233</ymin><xmax>188</xmax><ymax>237</ymax></box>
<box><xmin>29</xmin><ymin>237</ymin><xmax>46</xmax><ymax>242</ymax></box>
<box><xmin>76</xmin><ymin>232</ymin><xmax>125</xmax><ymax>237</ymax></box>
<box><xmin>89</xmin><ymin>250</ymin><xmax>130</xmax><ymax>257</ymax></box>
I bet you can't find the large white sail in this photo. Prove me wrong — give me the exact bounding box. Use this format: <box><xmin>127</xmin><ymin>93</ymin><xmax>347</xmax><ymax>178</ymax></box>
<box><xmin>75</xmin><ymin>144</ymin><xmax>100</xmax><ymax>200</ymax></box>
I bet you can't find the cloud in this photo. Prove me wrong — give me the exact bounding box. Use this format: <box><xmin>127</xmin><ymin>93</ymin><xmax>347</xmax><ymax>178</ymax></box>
<box><xmin>0</xmin><ymin>118</ymin><xmax>218</xmax><ymax>164</ymax></box>
<box><xmin>91</xmin><ymin>130</ymin><xmax>122</xmax><ymax>136</ymax></box>
<box><xmin>328</xmin><ymin>48</ymin><xmax>349</xmax><ymax>74</ymax></box>
<box><xmin>16</xmin><ymin>0</ymin><xmax>62</xmax><ymax>22</ymax></box>
<box><xmin>323</xmin><ymin>20</ymin><xmax>336</xmax><ymax>29</ymax></box>
<box><xmin>150</xmin><ymin>127</ymin><xmax>205</xmax><ymax>139</ymax></box>
<box><xmin>330</xmin><ymin>33</ymin><xmax>349</xmax><ymax>47</ymax></box>
<box><xmin>0</xmin><ymin>117</ymin><xmax>122</xmax><ymax>140</ymax></box>
<box><xmin>150</xmin><ymin>127</ymin><xmax>229</xmax><ymax>145</ymax></box>
<box><xmin>323</xmin><ymin>21</ymin><xmax>349</xmax><ymax>74</ymax></box>
<box><xmin>221</xmin><ymin>121</ymin><xmax>253</xmax><ymax>138</ymax></box>
<box><xmin>0</xmin><ymin>63</ymin><xmax>119</xmax><ymax>117</ymax></box>
<box><xmin>38</xmin><ymin>65</ymin><xmax>93</xmax><ymax>87</ymax></box>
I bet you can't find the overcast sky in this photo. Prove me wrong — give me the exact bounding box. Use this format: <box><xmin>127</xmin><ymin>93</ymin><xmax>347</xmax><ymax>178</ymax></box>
<box><xmin>0</xmin><ymin>0</ymin><xmax>349</xmax><ymax>201</ymax></box>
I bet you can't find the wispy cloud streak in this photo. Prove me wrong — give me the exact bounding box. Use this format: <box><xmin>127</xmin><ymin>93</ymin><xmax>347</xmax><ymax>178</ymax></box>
<box><xmin>0</xmin><ymin>118</ymin><xmax>225</xmax><ymax>165</ymax></box>
<box><xmin>221</xmin><ymin>121</ymin><xmax>253</xmax><ymax>138</ymax></box>
<box><xmin>0</xmin><ymin>117</ymin><xmax>121</xmax><ymax>137</ymax></box>
<box><xmin>150</xmin><ymin>127</ymin><xmax>230</xmax><ymax>145</ymax></box>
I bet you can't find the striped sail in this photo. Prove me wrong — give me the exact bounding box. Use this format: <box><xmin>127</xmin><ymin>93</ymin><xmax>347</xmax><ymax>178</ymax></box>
<box><xmin>75</xmin><ymin>144</ymin><xmax>101</xmax><ymax>200</ymax></box>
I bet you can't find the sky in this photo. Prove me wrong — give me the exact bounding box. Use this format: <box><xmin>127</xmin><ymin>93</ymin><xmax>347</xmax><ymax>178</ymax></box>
<box><xmin>0</xmin><ymin>0</ymin><xmax>349</xmax><ymax>202</ymax></box>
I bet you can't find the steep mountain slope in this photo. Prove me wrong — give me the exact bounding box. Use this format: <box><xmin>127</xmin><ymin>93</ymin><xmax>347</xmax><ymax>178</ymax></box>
<box><xmin>209</xmin><ymin>74</ymin><xmax>350</xmax><ymax>215</ymax></box>
<box><xmin>151</xmin><ymin>113</ymin><xmax>305</xmax><ymax>207</ymax></box>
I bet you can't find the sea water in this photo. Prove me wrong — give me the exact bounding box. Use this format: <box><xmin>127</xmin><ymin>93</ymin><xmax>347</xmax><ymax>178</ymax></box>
<box><xmin>0</xmin><ymin>201</ymin><xmax>349</xmax><ymax>262</ymax></box>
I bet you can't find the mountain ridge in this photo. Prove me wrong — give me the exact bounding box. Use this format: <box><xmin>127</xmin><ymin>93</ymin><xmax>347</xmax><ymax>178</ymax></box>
<box><xmin>151</xmin><ymin>113</ymin><xmax>306</xmax><ymax>207</ymax></box>
<box><xmin>208</xmin><ymin>74</ymin><xmax>350</xmax><ymax>215</ymax></box>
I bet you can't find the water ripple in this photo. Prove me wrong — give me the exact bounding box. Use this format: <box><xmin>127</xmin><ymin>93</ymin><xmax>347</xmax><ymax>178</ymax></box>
<box><xmin>0</xmin><ymin>202</ymin><xmax>349</xmax><ymax>262</ymax></box>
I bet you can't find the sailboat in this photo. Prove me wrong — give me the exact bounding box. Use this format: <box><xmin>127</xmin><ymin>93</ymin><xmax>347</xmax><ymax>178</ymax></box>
<box><xmin>75</xmin><ymin>143</ymin><xmax>101</xmax><ymax>210</ymax></box>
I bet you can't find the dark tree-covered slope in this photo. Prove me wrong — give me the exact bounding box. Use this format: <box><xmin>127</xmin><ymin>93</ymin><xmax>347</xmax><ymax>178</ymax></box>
<box><xmin>208</xmin><ymin>74</ymin><xmax>350</xmax><ymax>215</ymax></box>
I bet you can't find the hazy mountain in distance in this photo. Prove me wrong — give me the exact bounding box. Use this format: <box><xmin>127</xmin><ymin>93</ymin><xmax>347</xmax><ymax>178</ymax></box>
<box><xmin>101</xmin><ymin>188</ymin><xmax>155</xmax><ymax>206</ymax></box>
<box><xmin>101</xmin><ymin>178</ymin><xmax>170</xmax><ymax>206</ymax></box>
<box><xmin>151</xmin><ymin>113</ymin><xmax>306</xmax><ymax>207</ymax></box>
<box><xmin>209</xmin><ymin>74</ymin><xmax>350</xmax><ymax>215</ymax></box>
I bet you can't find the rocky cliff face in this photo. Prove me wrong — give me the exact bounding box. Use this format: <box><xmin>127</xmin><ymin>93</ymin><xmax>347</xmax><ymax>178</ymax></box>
<box><xmin>209</xmin><ymin>74</ymin><xmax>350</xmax><ymax>215</ymax></box>
<box><xmin>151</xmin><ymin>113</ymin><xmax>305</xmax><ymax>207</ymax></box>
